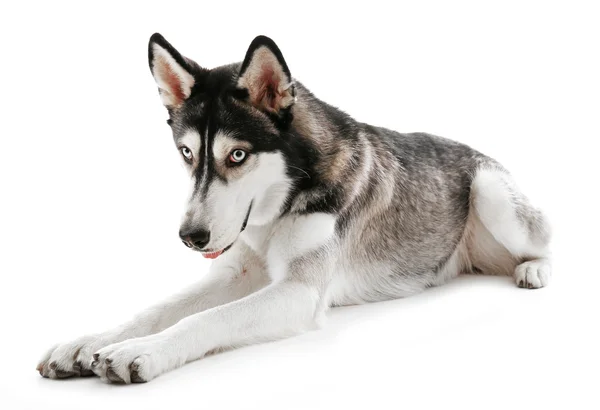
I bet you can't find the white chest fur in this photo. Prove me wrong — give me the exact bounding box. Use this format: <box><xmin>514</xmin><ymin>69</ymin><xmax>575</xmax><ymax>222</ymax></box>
<box><xmin>241</xmin><ymin>213</ymin><xmax>337</xmax><ymax>283</ymax></box>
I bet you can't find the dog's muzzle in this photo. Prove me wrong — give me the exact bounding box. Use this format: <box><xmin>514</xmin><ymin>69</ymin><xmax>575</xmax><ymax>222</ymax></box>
<box><xmin>178</xmin><ymin>201</ymin><xmax>253</xmax><ymax>259</ymax></box>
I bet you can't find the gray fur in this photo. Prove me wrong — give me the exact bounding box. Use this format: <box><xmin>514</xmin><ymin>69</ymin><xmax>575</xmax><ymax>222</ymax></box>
<box><xmin>145</xmin><ymin>34</ymin><xmax>552</xmax><ymax>302</ymax></box>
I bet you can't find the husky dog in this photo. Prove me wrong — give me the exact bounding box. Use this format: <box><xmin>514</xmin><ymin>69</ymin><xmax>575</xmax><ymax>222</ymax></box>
<box><xmin>37</xmin><ymin>34</ymin><xmax>552</xmax><ymax>383</ymax></box>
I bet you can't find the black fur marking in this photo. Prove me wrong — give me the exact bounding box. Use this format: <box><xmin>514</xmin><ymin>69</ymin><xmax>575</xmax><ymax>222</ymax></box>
<box><xmin>241</xmin><ymin>201</ymin><xmax>253</xmax><ymax>232</ymax></box>
<box><xmin>231</xmin><ymin>87</ymin><xmax>249</xmax><ymax>101</ymax></box>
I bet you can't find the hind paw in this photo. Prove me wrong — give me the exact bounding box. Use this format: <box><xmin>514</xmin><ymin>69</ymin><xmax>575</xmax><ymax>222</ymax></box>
<box><xmin>515</xmin><ymin>259</ymin><xmax>551</xmax><ymax>289</ymax></box>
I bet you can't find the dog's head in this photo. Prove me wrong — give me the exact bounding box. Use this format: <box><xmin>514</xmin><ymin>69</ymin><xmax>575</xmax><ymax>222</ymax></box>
<box><xmin>149</xmin><ymin>34</ymin><xmax>302</xmax><ymax>258</ymax></box>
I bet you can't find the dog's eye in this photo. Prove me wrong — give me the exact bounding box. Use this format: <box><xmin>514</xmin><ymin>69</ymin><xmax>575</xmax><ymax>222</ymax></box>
<box><xmin>228</xmin><ymin>149</ymin><xmax>247</xmax><ymax>164</ymax></box>
<box><xmin>181</xmin><ymin>146</ymin><xmax>193</xmax><ymax>162</ymax></box>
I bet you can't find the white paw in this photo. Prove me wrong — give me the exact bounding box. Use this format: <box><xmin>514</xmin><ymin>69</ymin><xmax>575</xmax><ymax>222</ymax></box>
<box><xmin>91</xmin><ymin>336</ymin><xmax>172</xmax><ymax>384</ymax></box>
<box><xmin>37</xmin><ymin>333</ymin><xmax>119</xmax><ymax>379</ymax></box>
<box><xmin>515</xmin><ymin>259</ymin><xmax>551</xmax><ymax>289</ymax></box>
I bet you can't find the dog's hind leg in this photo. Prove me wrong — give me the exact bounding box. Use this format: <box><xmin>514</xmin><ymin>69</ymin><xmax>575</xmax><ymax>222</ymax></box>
<box><xmin>469</xmin><ymin>166</ymin><xmax>552</xmax><ymax>288</ymax></box>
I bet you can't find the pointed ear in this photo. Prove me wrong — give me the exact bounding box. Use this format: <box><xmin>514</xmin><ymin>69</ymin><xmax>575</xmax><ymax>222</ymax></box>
<box><xmin>148</xmin><ymin>33</ymin><xmax>200</xmax><ymax>109</ymax></box>
<box><xmin>237</xmin><ymin>36</ymin><xmax>295</xmax><ymax>115</ymax></box>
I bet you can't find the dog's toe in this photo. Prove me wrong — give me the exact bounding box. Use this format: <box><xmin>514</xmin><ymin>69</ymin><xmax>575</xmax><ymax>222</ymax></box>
<box><xmin>129</xmin><ymin>360</ymin><xmax>148</xmax><ymax>383</ymax></box>
<box><xmin>106</xmin><ymin>367</ymin><xmax>125</xmax><ymax>384</ymax></box>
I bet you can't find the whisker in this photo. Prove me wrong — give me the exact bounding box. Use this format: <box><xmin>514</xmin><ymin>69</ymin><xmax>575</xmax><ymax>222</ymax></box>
<box><xmin>288</xmin><ymin>165</ymin><xmax>311</xmax><ymax>180</ymax></box>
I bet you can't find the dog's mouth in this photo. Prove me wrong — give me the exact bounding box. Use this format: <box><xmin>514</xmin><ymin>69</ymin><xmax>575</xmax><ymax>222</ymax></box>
<box><xmin>200</xmin><ymin>241</ymin><xmax>235</xmax><ymax>259</ymax></box>
<box><xmin>201</xmin><ymin>248</ymin><xmax>228</xmax><ymax>259</ymax></box>
<box><xmin>200</xmin><ymin>201</ymin><xmax>253</xmax><ymax>260</ymax></box>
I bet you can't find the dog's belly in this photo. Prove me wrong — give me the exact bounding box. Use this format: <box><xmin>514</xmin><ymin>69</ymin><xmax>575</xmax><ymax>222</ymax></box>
<box><xmin>326</xmin><ymin>236</ymin><xmax>470</xmax><ymax>307</ymax></box>
<box><xmin>325</xmin><ymin>259</ymin><xmax>429</xmax><ymax>306</ymax></box>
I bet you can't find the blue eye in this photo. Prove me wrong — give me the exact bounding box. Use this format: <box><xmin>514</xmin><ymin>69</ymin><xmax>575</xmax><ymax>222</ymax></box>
<box><xmin>229</xmin><ymin>149</ymin><xmax>247</xmax><ymax>164</ymax></box>
<box><xmin>181</xmin><ymin>147</ymin><xmax>193</xmax><ymax>161</ymax></box>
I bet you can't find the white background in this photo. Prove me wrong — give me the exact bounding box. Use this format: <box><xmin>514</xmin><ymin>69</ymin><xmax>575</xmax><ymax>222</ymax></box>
<box><xmin>1</xmin><ymin>1</ymin><xmax>599</xmax><ymax>409</ymax></box>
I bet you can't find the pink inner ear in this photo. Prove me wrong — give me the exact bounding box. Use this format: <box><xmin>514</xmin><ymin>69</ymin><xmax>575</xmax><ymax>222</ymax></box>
<box><xmin>158</xmin><ymin>56</ymin><xmax>186</xmax><ymax>104</ymax></box>
<box><xmin>254</xmin><ymin>64</ymin><xmax>283</xmax><ymax>111</ymax></box>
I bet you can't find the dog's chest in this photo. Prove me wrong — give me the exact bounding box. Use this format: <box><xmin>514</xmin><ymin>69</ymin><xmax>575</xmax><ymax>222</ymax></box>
<box><xmin>239</xmin><ymin>223</ymin><xmax>274</xmax><ymax>255</ymax></box>
<box><xmin>240</xmin><ymin>213</ymin><xmax>336</xmax><ymax>282</ymax></box>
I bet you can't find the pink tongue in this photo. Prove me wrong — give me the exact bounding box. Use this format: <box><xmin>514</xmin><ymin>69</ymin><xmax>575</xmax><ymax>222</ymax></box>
<box><xmin>202</xmin><ymin>250</ymin><xmax>223</xmax><ymax>259</ymax></box>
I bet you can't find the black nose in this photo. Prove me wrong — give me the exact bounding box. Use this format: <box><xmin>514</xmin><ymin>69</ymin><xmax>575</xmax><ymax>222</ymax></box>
<box><xmin>179</xmin><ymin>228</ymin><xmax>210</xmax><ymax>249</ymax></box>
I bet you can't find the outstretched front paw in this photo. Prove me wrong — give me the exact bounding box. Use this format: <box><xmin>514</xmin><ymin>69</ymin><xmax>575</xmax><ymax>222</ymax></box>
<box><xmin>37</xmin><ymin>334</ymin><xmax>117</xmax><ymax>379</ymax></box>
<box><xmin>91</xmin><ymin>336</ymin><xmax>172</xmax><ymax>384</ymax></box>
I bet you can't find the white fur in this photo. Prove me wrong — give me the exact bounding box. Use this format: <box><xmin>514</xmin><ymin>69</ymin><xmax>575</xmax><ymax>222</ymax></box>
<box><xmin>211</xmin><ymin>131</ymin><xmax>237</xmax><ymax>161</ymax></box>
<box><xmin>514</xmin><ymin>258</ymin><xmax>552</xmax><ymax>288</ymax></box>
<box><xmin>471</xmin><ymin>167</ymin><xmax>551</xmax><ymax>287</ymax></box>
<box><xmin>242</xmin><ymin>153</ymin><xmax>292</xmax><ymax>226</ymax></box>
<box><xmin>472</xmin><ymin>170</ymin><xmax>528</xmax><ymax>254</ymax></box>
<box><xmin>266</xmin><ymin>213</ymin><xmax>336</xmax><ymax>283</ymax></box>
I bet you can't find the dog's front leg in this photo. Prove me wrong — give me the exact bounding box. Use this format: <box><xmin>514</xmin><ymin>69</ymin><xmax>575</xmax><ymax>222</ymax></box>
<box><xmin>91</xmin><ymin>214</ymin><xmax>336</xmax><ymax>383</ymax></box>
<box><xmin>37</xmin><ymin>242</ymin><xmax>268</xmax><ymax>379</ymax></box>
<box><xmin>92</xmin><ymin>279</ymin><xmax>322</xmax><ymax>383</ymax></box>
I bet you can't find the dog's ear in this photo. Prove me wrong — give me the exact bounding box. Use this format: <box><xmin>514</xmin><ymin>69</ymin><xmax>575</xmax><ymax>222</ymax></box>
<box><xmin>236</xmin><ymin>36</ymin><xmax>295</xmax><ymax>115</ymax></box>
<box><xmin>148</xmin><ymin>33</ymin><xmax>202</xmax><ymax>109</ymax></box>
